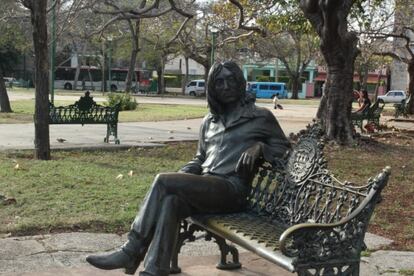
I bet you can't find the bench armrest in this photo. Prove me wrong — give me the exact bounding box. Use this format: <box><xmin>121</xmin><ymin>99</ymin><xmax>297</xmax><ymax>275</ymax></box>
<box><xmin>279</xmin><ymin>167</ymin><xmax>390</xmax><ymax>263</ymax></box>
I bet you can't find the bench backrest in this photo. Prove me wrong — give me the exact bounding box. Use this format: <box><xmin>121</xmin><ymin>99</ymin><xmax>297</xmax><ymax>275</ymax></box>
<box><xmin>368</xmin><ymin>100</ymin><xmax>385</xmax><ymax>117</ymax></box>
<box><xmin>247</xmin><ymin>123</ymin><xmax>388</xmax><ymax>227</ymax></box>
<box><xmin>49</xmin><ymin>92</ymin><xmax>120</xmax><ymax>124</ymax></box>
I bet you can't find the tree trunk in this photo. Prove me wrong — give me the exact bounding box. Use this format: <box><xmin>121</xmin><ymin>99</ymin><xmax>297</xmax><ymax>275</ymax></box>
<box><xmin>290</xmin><ymin>76</ymin><xmax>300</xmax><ymax>99</ymax></box>
<box><xmin>157</xmin><ymin>57</ymin><xmax>166</xmax><ymax>94</ymax></box>
<box><xmin>0</xmin><ymin>69</ymin><xmax>13</xmax><ymax>113</ymax></box>
<box><xmin>29</xmin><ymin>0</ymin><xmax>51</xmax><ymax>160</ymax></box>
<box><xmin>407</xmin><ymin>61</ymin><xmax>414</xmax><ymax>114</ymax></box>
<box><xmin>182</xmin><ymin>56</ymin><xmax>189</xmax><ymax>95</ymax></box>
<box><xmin>315</xmin><ymin>24</ymin><xmax>358</xmax><ymax>144</ymax></box>
<box><xmin>300</xmin><ymin>0</ymin><xmax>358</xmax><ymax>144</ymax></box>
<box><xmin>126</xmin><ymin>20</ymin><xmax>140</xmax><ymax>93</ymax></box>
<box><xmin>74</xmin><ymin>52</ymin><xmax>81</xmax><ymax>90</ymax></box>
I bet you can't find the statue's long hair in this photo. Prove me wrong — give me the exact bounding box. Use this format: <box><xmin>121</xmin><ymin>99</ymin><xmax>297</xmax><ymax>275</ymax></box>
<box><xmin>207</xmin><ymin>61</ymin><xmax>250</xmax><ymax>118</ymax></box>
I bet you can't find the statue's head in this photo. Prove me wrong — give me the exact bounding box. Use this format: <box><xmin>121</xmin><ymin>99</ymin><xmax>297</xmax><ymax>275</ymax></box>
<box><xmin>207</xmin><ymin>61</ymin><xmax>246</xmax><ymax>115</ymax></box>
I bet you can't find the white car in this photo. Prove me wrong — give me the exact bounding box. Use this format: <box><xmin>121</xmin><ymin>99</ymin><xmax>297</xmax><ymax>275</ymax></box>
<box><xmin>185</xmin><ymin>80</ymin><xmax>205</xmax><ymax>96</ymax></box>
<box><xmin>377</xmin><ymin>90</ymin><xmax>406</xmax><ymax>103</ymax></box>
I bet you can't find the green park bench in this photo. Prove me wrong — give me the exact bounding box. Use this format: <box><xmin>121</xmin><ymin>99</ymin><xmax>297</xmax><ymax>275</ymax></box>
<box><xmin>171</xmin><ymin>123</ymin><xmax>390</xmax><ymax>276</ymax></box>
<box><xmin>49</xmin><ymin>91</ymin><xmax>120</xmax><ymax>144</ymax></box>
<box><xmin>394</xmin><ymin>95</ymin><xmax>411</xmax><ymax>118</ymax></box>
<box><xmin>351</xmin><ymin>100</ymin><xmax>385</xmax><ymax>132</ymax></box>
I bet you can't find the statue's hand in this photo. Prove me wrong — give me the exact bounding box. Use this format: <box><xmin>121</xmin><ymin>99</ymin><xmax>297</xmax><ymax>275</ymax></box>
<box><xmin>235</xmin><ymin>143</ymin><xmax>263</xmax><ymax>176</ymax></box>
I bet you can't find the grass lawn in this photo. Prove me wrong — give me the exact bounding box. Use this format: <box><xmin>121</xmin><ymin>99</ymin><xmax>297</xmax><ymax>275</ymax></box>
<box><xmin>0</xmin><ymin>100</ymin><xmax>207</xmax><ymax>124</ymax></box>
<box><xmin>0</xmin><ymin>143</ymin><xmax>197</xmax><ymax>235</ymax></box>
<box><xmin>0</xmin><ymin>133</ymin><xmax>413</xmax><ymax>250</ymax></box>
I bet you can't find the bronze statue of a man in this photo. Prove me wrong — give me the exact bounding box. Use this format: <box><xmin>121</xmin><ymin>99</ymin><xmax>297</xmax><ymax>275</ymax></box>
<box><xmin>86</xmin><ymin>61</ymin><xmax>290</xmax><ymax>275</ymax></box>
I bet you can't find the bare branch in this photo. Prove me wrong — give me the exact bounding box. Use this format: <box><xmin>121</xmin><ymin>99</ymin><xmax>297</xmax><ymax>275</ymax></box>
<box><xmin>218</xmin><ymin>31</ymin><xmax>254</xmax><ymax>46</ymax></box>
<box><xmin>228</xmin><ymin>0</ymin><xmax>265</xmax><ymax>35</ymax></box>
<box><xmin>374</xmin><ymin>51</ymin><xmax>410</xmax><ymax>64</ymax></box>
<box><xmin>166</xmin><ymin>16</ymin><xmax>192</xmax><ymax>47</ymax></box>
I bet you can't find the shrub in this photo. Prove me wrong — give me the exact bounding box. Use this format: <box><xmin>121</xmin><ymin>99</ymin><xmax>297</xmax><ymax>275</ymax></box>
<box><xmin>107</xmin><ymin>93</ymin><xmax>138</xmax><ymax>111</ymax></box>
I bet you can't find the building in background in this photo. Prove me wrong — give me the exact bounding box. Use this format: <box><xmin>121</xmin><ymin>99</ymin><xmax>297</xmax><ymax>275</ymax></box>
<box><xmin>390</xmin><ymin>1</ymin><xmax>414</xmax><ymax>91</ymax></box>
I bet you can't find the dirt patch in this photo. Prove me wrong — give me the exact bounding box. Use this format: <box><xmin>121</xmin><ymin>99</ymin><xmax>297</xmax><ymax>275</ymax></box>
<box><xmin>325</xmin><ymin>130</ymin><xmax>414</xmax><ymax>251</ymax></box>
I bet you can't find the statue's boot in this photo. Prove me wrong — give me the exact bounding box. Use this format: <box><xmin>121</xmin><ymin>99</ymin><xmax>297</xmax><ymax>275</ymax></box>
<box><xmin>86</xmin><ymin>231</ymin><xmax>146</xmax><ymax>275</ymax></box>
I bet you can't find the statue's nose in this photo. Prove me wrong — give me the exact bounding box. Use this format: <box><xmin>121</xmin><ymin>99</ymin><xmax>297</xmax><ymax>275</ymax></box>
<box><xmin>223</xmin><ymin>80</ymin><xmax>229</xmax><ymax>90</ymax></box>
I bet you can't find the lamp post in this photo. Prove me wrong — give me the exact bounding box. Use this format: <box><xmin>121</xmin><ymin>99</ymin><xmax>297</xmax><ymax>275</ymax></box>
<box><xmin>49</xmin><ymin>0</ymin><xmax>56</xmax><ymax>103</ymax></box>
<box><xmin>107</xmin><ymin>36</ymin><xmax>113</xmax><ymax>92</ymax></box>
<box><xmin>210</xmin><ymin>27</ymin><xmax>218</xmax><ymax>66</ymax></box>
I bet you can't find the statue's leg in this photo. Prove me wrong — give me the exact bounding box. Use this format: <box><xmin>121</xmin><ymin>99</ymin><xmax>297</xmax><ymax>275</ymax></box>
<box><xmin>141</xmin><ymin>195</ymin><xmax>185</xmax><ymax>276</ymax></box>
<box><xmin>135</xmin><ymin>173</ymin><xmax>246</xmax><ymax>275</ymax></box>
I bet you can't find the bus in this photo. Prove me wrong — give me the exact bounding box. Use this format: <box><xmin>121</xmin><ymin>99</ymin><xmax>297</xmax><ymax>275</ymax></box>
<box><xmin>54</xmin><ymin>66</ymin><xmax>151</xmax><ymax>92</ymax></box>
<box><xmin>247</xmin><ymin>82</ymin><xmax>288</xmax><ymax>99</ymax></box>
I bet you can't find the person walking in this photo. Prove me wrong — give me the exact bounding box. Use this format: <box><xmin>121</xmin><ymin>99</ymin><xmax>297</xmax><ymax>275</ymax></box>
<box><xmin>273</xmin><ymin>95</ymin><xmax>283</xmax><ymax>110</ymax></box>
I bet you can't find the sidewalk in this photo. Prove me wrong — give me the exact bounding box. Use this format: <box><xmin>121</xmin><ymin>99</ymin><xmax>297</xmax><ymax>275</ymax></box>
<box><xmin>1</xmin><ymin>232</ymin><xmax>413</xmax><ymax>276</ymax></box>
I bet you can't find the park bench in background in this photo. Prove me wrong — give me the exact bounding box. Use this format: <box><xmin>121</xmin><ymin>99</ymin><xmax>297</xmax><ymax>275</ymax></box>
<box><xmin>49</xmin><ymin>91</ymin><xmax>120</xmax><ymax>144</ymax></box>
<box><xmin>394</xmin><ymin>95</ymin><xmax>411</xmax><ymax>118</ymax></box>
<box><xmin>351</xmin><ymin>100</ymin><xmax>385</xmax><ymax>132</ymax></box>
<box><xmin>171</xmin><ymin>123</ymin><xmax>390</xmax><ymax>276</ymax></box>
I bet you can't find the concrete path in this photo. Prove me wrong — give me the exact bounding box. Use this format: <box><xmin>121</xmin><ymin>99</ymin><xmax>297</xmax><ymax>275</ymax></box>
<box><xmin>0</xmin><ymin>105</ymin><xmax>316</xmax><ymax>151</ymax></box>
<box><xmin>2</xmin><ymin>232</ymin><xmax>413</xmax><ymax>276</ymax></box>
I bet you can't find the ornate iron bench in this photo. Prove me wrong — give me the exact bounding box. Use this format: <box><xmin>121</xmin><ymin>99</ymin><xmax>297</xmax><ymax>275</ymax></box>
<box><xmin>171</xmin><ymin>124</ymin><xmax>390</xmax><ymax>276</ymax></box>
<box><xmin>394</xmin><ymin>95</ymin><xmax>411</xmax><ymax>118</ymax></box>
<box><xmin>49</xmin><ymin>91</ymin><xmax>121</xmax><ymax>144</ymax></box>
<box><xmin>351</xmin><ymin>100</ymin><xmax>385</xmax><ymax>132</ymax></box>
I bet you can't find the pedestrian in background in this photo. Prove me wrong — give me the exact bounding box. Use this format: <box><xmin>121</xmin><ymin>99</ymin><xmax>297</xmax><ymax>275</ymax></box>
<box><xmin>273</xmin><ymin>95</ymin><xmax>283</xmax><ymax>110</ymax></box>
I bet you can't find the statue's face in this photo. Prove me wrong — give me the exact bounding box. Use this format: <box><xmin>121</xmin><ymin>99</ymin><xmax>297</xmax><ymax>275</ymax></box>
<box><xmin>214</xmin><ymin>67</ymin><xmax>241</xmax><ymax>105</ymax></box>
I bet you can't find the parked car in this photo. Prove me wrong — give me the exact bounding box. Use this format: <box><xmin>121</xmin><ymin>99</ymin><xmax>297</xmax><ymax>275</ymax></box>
<box><xmin>3</xmin><ymin>77</ymin><xmax>19</xmax><ymax>87</ymax></box>
<box><xmin>247</xmin><ymin>82</ymin><xmax>288</xmax><ymax>99</ymax></box>
<box><xmin>377</xmin><ymin>90</ymin><xmax>406</xmax><ymax>103</ymax></box>
<box><xmin>185</xmin><ymin>80</ymin><xmax>205</xmax><ymax>96</ymax></box>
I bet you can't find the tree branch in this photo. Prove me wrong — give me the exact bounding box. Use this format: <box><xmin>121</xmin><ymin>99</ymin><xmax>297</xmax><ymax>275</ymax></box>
<box><xmin>374</xmin><ymin>51</ymin><xmax>410</xmax><ymax>64</ymax></box>
<box><xmin>228</xmin><ymin>0</ymin><xmax>265</xmax><ymax>35</ymax></box>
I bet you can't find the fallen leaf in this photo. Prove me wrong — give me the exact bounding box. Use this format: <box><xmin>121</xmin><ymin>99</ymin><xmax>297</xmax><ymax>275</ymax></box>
<box><xmin>187</xmin><ymin>127</ymin><xmax>191</xmax><ymax>130</ymax></box>
<box><xmin>168</xmin><ymin>130</ymin><xmax>174</xmax><ymax>133</ymax></box>
<box><xmin>168</xmin><ymin>136</ymin><xmax>174</xmax><ymax>139</ymax></box>
<box><xmin>14</xmin><ymin>164</ymin><xmax>20</xmax><ymax>170</ymax></box>
<box><xmin>116</xmin><ymin>174</ymin><xmax>123</xmax><ymax>180</ymax></box>
<box><xmin>128</xmin><ymin>170</ymin><xmax>134</xmax><ymax>177</ymax></box>
<box><xmin>3</xmin><ymin>197</ymin><xmax>17</xmax><ymax>205</ymax></box>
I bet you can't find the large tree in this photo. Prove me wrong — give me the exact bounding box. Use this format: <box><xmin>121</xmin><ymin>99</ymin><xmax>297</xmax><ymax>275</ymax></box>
<box><xmin>252</xmin><ymin>7</ymin><xmax>319</xmax><ymax>99</ymax></box>
<box><xmin>299</xmin><ymin>0</ymin><xmax>360</xmax><ymax>144</ymax></box>
<box><xmin>94</xmin><ymin>0</ymin><xmax>194</xmax><ymax>92</ymax></box>
<box><xmin>21</xmin><ymin>0</ymin><xmax>51</xmax><ymax>160</ymax></box>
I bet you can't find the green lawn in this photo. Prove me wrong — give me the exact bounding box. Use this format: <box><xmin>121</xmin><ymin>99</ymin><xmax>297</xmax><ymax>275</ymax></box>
<box><xmin>0</xmin><ymin>143</ymin><xmax>197</xmax><ymax>235</ymax></box>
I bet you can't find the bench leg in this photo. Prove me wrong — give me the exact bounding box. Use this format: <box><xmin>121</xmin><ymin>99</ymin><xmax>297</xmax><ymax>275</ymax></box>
<box><xmin>170</xmin><ymin>220</ymin><xmax>204</xmax><ymax>274</ymax></box>
<box><xmin>105</xmin><ymin>123</ymin><xmax>120</xmax><ymax>144</ymax></box>
<box><xmin>206</xmin><ymin>232</ymin><xmax>242</xmax><ymax>270</ymax></box>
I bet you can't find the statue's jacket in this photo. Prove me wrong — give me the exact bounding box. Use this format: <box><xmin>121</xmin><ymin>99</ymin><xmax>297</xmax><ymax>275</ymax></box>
<box><xmin>180</xmin><ymin>102</ymin><xmax>291</xmax><ymax>191</ymax></box>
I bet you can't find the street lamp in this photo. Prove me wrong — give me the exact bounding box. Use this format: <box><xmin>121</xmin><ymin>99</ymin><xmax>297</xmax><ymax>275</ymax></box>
<box><xmin>107</xmin><ymin>36</ymin><xmax>113</xmax><ymax>92</ymax></box>
<box><xmin>210</xmin><ymin>27</ymin><xmax>218</xmax><ymax>66</ymax></box>
<box><xmin>50</xmin><ymin>0</ymin><xmax>57</xmax><ymax>103</ymax></box>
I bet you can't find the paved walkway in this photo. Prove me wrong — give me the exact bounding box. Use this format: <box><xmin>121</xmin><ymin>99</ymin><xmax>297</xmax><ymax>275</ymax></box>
<box><xmin>1</xmin><ymin>232</ymin><xmax>413</xmax><ymax>276</ymax></box>
<box><xmin>0</xmin><ymin>105</ymin><xmax>316</xmax><ymax>151</ymax></box>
